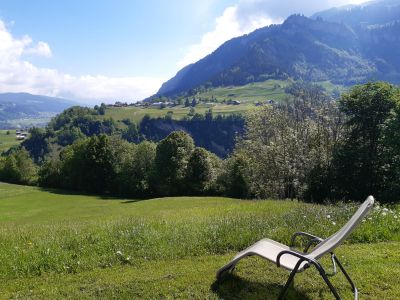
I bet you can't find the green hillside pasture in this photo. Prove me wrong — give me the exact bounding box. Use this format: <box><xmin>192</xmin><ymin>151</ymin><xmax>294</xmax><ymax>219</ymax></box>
<box><xmin>0</xmin><ymin>130</ymin><xmax>22</xmax><ymax>153</ymax></box>
<box><xmin>191</xmin><ymin>80</ymin><xmax>344</xmax><ymax>104</ymax></box>
<box><xmin>104</xmin><ymin>80</ymin><xmax>345</xmax><ymax>125</ymax></box>
<box><xmin>104</xmin><ymin>103</ymin><xmax>253</xmax><ymax>125</ymax></box>
<box><xmin>0</xmin><ymin>182</ymin><xmax>399</xmax><ymax>299</ymax></box>
<box><xmin>196</xmin><ymin>79</ymin><xmax>291</xmax><ymax>103</ymax></box>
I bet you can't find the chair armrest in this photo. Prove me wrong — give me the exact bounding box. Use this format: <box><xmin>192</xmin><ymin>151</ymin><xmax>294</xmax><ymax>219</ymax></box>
<box><xmin>276</xmin><ymin>249</ymin><xmax>319</xmax><ymax>269</ymax></box>
<box><xmin>290</xmin><ymin>232</ymin><xmax>324</xmax><ymax>253</ymax></box>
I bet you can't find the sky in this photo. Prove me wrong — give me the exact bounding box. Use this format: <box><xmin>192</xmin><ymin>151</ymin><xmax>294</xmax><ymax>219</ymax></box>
<box><xmin>0</xmin><ymin>0</ymin><xmax>369</xmax><ymax>104</ymax></box>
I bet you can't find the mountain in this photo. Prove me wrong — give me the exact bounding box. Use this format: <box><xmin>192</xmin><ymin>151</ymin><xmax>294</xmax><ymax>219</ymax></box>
<box><xmin>157</xmin><ymin>0</ymin><xmax>400</xmax><ymax>97</ymax></box>
<box><xmin>0</xmin><ymin>93</ymin><xmax>78</xmax><ymax>128</ymax></box>
<box><xmin>312</xmin><ymin>0</ymin><xmax>400</xmax><ymax>26</ymax></box>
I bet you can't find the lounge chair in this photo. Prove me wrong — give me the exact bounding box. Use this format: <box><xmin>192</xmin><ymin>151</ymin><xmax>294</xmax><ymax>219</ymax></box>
<box><xmin>216</xmin><ymin>196</ymin><xmax>375</xmax><ymax>300</ymax></box>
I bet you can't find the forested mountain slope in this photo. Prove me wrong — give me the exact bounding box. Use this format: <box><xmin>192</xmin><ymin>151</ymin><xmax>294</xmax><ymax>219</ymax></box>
<box><xmin>157</xmin><ymin>0</ymin><xmax>400</xmax><ymax>97</ymax></box>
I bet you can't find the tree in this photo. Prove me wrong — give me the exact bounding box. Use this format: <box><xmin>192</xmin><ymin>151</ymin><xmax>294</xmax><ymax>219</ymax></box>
<box><xmin>122</xmin><ymin>123</ymin><xmax>141</xmax><ymax>143</ymax></box>
<box><xmin>218</xmin><ymin>152</ymin><xmax>251</xmax><ymax>198</ymax></box>
<box><xmin>22</xmin><ymin>127</ymin><xmax>50</xmax><ymax>163</ymax></box>
<box><xmin>0</xmin><ymin>155</ymin><xmax>19</xmax><ymax>183</ymax></box>
<box><xmin>153</xmin><ymin>131</ymin><xmax>194</xmax><ymax>196</ymax></box>
<box><xmin>99</xmin><ymin>103</ymin><xmax>106</xmax><ymax>115</ymax></box>
<box><xmin>380</xmin><ymin>99</ymin><xmax>400</xmax><ymax>200</ymax></box>
<box><xmin>184</xmin><ymin>98</ymin><xmax>190</xmax><ymax>107</ymax></box>
<box><xmin>60</xmin><ymin>135</ymin><xmax>116</xmax><ymax>193</ymax></box>
<box><xmin>57</xmin><ymin>127</ymin><xmax>85</xmax><ymax>146</ymax></box>
<box><xmin>0</xmin><ymin>148</ymin><xmax>37</xmax><ymax>185</ymax></box>
<box><xmin>331</xmin><ymin>82</ymin><xmax>399</xmax><ymax>201</ymax></box>
<box><xmin>235</xmin><ymin>84</ymin><xmax>342</xmax><ymax>200</ymax></box>
<box><xmin>186</xmin><ymin>147</ymin><xmax>214</xmax><ymax>194</ymax></box>
<box><xmin>38</xmin><ymin>157</ymin><xmax>62</xmax><ymax>188</ymax></box>
<box><xmin>115</xmin><ymin>141</ymin><xmax>156</xmax><ymax>197</ymax></box>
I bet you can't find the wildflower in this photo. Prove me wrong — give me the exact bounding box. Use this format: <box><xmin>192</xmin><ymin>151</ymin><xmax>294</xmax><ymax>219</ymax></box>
<box><xmin>382</xmin><ymin>212</ymin><xmax>387</xmax><ymax>216</ymax></box>
<box><xmin>327</xmin><ymin>215</ymin><xmax>331</xmax><ymax>219</ymax></box>
<box><xmin>332</xmin><ymin>222</ymin><xmax>336</xmax><ymax>225</ymax></box>
<box><xmin>303</xmin><ymin>215</ymin><xmax>307</xmax><ymax>218</ymax></box>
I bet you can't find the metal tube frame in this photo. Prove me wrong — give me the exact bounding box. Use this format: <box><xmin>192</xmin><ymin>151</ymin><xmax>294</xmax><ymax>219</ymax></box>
<box><xmin>291</xmin><ymin>231</ymin><xmax>337</xmax><ymax>274</ymax></box>
<box><xmin>276</xmin><ymin>250</ymin><xmax>358</xmax><ymax>300</ymax></box>
<box><xmin>216</xmin><ymin>231</ymin><xmax>358</xmax><ymax>299</ymax></box>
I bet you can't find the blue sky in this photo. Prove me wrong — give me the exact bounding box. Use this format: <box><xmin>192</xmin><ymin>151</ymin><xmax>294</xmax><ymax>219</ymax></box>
<box><xmin>0</xmin><ymin>0</ymin><xmax>368</xmax><ymax>103</ymax></box>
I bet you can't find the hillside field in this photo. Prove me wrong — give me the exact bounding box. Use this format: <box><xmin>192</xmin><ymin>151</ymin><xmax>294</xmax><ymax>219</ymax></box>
<box><xmin>0</xmin><ymin>182</ymin><xmax>399</xmax><ymax>299</ymax></box>
<box><xmin>0</xmin><ymin>130</ymin><xmax>23</xmax><ymax>153</ymax></box>
<box><xmin>104</xmin><ymin>80</ymin><xmax>344</xmax><ymax>125</ymax></box>
<box><xmin>104</xmin><ymin>103</ymin><xmax>253</xmax><ymax>125</ymax></box>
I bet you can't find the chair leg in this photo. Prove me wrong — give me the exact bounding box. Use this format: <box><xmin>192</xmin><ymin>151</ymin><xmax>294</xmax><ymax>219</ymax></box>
<box><xmin>313</xmin><ymin>263</ymin><xmax>341</xmax><ymax>300</ymax></box>
<box><xmin>331</xmin><ymin>253</ymin><xmax>337</xmax><ymax>275</ymax></box>
<box><xmin>278</xmin><ymin>260</ymin><xmax>302</xmax><ymax>300</ymax></box>
<box><xmin>333</xmin><ymin>256</ymin><xmax>358</xmax><ymax>300</ymax></box>
<box><xmin>216</xmin><ymin>263</ymin><xmax>236</xmax><ymax>280</ymax></box>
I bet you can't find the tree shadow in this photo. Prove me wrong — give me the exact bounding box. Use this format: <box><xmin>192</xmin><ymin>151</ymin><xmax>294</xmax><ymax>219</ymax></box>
<box><xmin>211</xmin><ymin>273</ymin><xmax>311</xmax><ymax>300</ymax></box>
<box><xmin>38</xmin><ymin>186</ymin><xmax>155</xmax><ymax>203</ymax></box>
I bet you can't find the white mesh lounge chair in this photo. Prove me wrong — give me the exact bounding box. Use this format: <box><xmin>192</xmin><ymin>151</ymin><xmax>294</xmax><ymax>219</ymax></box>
<box><xmin>216</xmin><ymin>196</ymin><xmax>375</xmax><ymax>300</ymax></box>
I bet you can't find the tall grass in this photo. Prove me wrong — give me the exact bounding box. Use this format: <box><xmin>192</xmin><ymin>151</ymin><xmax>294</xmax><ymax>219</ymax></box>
<box><xmin>0</xmin><ymin>200</ymin><xmax>398</xmax><ymax>280</ymax></box>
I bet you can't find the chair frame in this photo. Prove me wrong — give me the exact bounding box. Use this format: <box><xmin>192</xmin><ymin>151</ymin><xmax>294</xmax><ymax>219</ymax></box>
<box><xmin>217</xmin><ymin>196</ymin><xmax>375</xmax><ymax>299</ymax></box>
<box><xmin>217</xmin><ymin>231</ymin><xmax>358</xmax><ymax>300</ymax></box>
<box><xmin>277</xmin><ymin>231</ymin><xmax>358</xmax><ymax>300</ymax></box>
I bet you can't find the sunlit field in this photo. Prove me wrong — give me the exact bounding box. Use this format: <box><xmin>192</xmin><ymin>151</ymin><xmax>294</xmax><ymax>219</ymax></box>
<box><xmin>0</xmin><ymin>182</ymin><xmax>399</xmax><ymax>299</ymax></box>
<box><xmin>0</xmin><ymin>130</ymin><xmax>22</xmax><ymax>153</ymax></box>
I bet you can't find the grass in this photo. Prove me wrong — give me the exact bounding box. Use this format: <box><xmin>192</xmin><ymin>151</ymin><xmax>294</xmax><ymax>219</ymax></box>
<box><xmin>104</xmin><ymin>103</ymin><xmax>254</xmax><ymax>125</ymax></box>
<box><xmin>0</xmin><ymin>182</ymin><xmax>399</xmax><ymax>299</ymax></box>
<box><xmin>0</xmin><ymin>130</ymin><xmax>23</xmax><ymax>153</ymax></box>
<box><xmin>195</xmin><ymin>79</ymin><xmax>292</xmax><ymax>103</ymax></box>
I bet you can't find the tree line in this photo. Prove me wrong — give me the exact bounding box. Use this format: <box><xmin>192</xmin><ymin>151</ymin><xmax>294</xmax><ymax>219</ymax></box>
<box><xmin>232</xmin><ymin>81</ymin><xmax>400</xmax><ymax>203</ymax></box>
<box><xmin>12</xmin><ymin>106</ymin><xmax>244</xmax><ymax>164</ymax></box>
<box><xmin>1</xmin><ymin>81</ymin><xmax>400</xmax><ymax>203</ymax></box>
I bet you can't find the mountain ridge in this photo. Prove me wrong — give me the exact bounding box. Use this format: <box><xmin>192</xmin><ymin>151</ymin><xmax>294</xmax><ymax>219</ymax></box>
<box><xmin>156</xmin><ymin>0</ymin><xmax>400</xmax><ymax>98</ymax></box>
<box><xmin>0</xmin><ymin>92</ymin><xmax>79</xmax><ymax>128</ymax></box>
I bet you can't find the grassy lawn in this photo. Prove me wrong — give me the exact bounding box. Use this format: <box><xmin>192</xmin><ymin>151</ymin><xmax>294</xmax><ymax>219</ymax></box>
<box><xmin>0</xmin><ymin>130</ymin><xmax>23</xmax><ymax>153</ymax></box>
<box><xmin>0</xmin><ymin>182</ymin><xmax>399</xmax><ymax>299</ymax></box>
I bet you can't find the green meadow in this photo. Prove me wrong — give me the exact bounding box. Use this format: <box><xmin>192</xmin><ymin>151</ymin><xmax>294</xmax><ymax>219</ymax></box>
<box><xmin>0</xmin><ymin>182</ymin><xmax>399</xmax><ymax>299</ymax></box>
<box><xmin>0</xmin><ymin>130</ymin><xmax>22</xmax><ymax>153</ymax></box>
<box><xmin>103</xmin><ymin>103</ymin><xmax>254</xmax><ymax>124</ymax></box>
<box><xmin>194</xmin><ymin>79</ymin><xmax>291</xmax><ymax>103</ymax></box>
<box><xmin>104</xmin><ymin>80</ymin><xmax>344</xmax><ymax>125</ymax></box>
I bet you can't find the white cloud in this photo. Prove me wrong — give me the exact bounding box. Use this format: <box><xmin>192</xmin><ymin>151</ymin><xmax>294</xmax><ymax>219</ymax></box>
<box><xmin>0</xmin><ymin>20</ymin><xmax>164</xmax><ymax>103</ymax></box>
<box><xmin>25</xmin><ymin>41</ymin><xmax>52</xmax><ymax>57</ymax></box>
<box><xmin>177</xmin><ymin>0</ymin><xmax>370</xmax><ymax>69</ymax></box>
<box><xmin>177</xmin><ymin>5</ymin><xmax>276</xmax><ymax>69</ymax></box>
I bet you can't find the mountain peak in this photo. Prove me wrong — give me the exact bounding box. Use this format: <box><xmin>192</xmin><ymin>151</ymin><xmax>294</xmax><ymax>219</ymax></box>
<box><xmin>283</xmin><ymin>14</ymin><xmax>309</xmax><ymax>26</ymax></box>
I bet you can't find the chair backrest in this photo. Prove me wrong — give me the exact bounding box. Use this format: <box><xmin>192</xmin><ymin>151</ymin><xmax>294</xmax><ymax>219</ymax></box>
<box><xmin>308</xmin><ymin>196</ymin><xmax>375</xmax><ymax>259</ymax></box>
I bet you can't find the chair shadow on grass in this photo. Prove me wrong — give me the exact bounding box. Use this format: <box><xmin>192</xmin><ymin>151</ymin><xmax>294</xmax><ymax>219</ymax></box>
<box><xmin>211</xmin><ymin>272</ymin><xmax>311</xmax><ymax>300</ymax></box>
